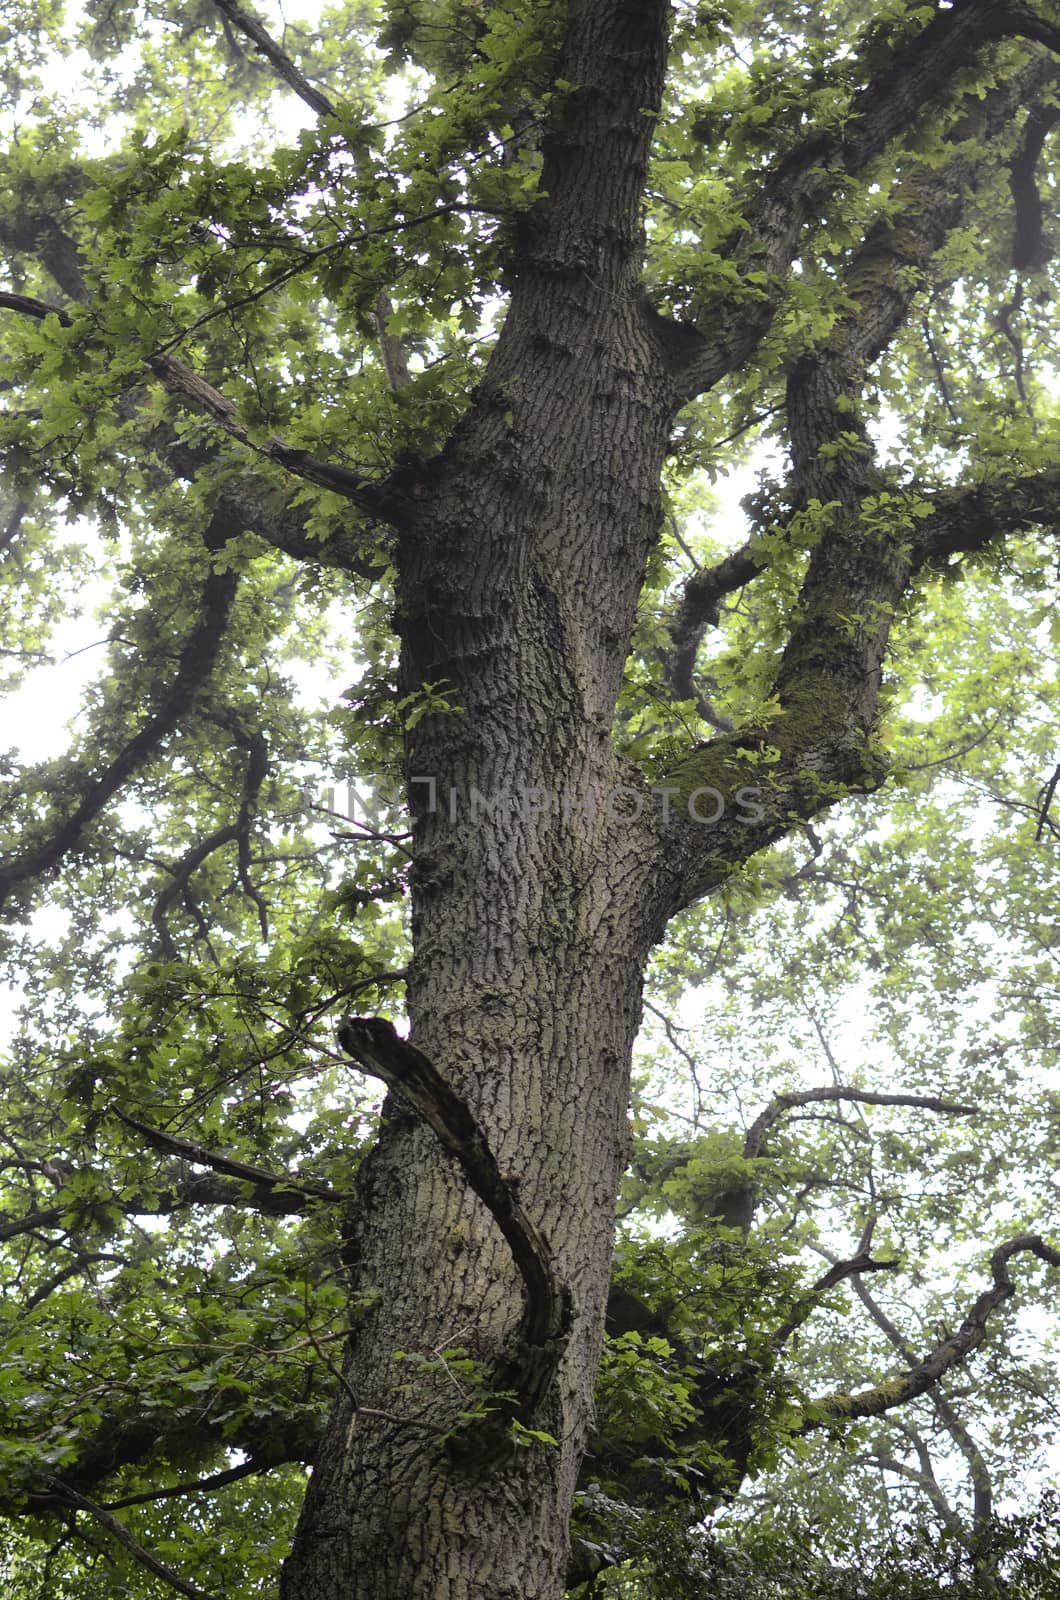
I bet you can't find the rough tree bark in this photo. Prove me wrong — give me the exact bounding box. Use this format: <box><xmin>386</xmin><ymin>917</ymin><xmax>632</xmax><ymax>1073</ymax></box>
<box><xmin>281</xmin><ymin>6</ymin><xmax>681</xmax><ymax>1594</ymax></box>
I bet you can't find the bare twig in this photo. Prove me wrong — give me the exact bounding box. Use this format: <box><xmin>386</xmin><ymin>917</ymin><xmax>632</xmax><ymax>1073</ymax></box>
<box><xmin>643</xmin><ymin>998</ymin><xmax>705</xmax><ymax>1126</ymax></box>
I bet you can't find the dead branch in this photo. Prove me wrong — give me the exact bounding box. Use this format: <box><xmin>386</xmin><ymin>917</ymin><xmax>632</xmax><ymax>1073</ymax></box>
<box><xmin>338</xmin><ymin>1016</ymin><xmax>571</xmax><ymax>1405</ymax></box>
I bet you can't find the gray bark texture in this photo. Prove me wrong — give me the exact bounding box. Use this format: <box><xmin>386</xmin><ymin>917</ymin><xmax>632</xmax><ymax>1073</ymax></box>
<box><xmin>280</xmin><ymin>4</ymin><xmax>681</xmax><ymax>1594</ymax></box>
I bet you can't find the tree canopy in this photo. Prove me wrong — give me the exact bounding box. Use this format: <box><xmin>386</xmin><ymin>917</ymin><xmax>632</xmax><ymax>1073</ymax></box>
<box><xmin>2</xmin><ymin>1</ymin><xmax>1060</xmax><ymax>1596</ymax></box>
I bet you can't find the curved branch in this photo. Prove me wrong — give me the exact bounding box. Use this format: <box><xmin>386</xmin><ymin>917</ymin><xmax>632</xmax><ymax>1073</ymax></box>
<box><xmin>743</xmin><ymin>1087</ymin><xmax>978</xmax><ymax>1161</ymax></box>
<box><xmin>24</xmin><ymin>1252</ymin><xmax>117</xmax><ymax>1313</ymax></box>
<box><xmin>666</xmin><ymin>537</ymin><xmax>764</xmax><ymax>704</ymax></box>
<box><xmin>770</xmin><ymin>1249</ymin><xmax>900</xmax><ymax>1352</ymax></box>
<box><xmin>805</xmin><ymin>1234</ymin><xmax>1060</xmax><ymax>1431</ymax></box>
<box><xmin>44</xmin><ymin>1479</ymin><xmax>221</xmax><ymax>1600</ymax></box>
<box><xmin>841</xmin><ymin>1260</ymin><xmax>994</xmax><ymax>1534</ymax></box>
<box><xmin>338</xmin><ymin>1017</ymin><xmax>571</xmax><ymax>1401</ymax></box>
<box><xmin>0</xmin><ymin>520</ymin><xmax>239</xmax><ymax>914</ymax></box>
<box><xmin>151</xmin><ymin>823</ymin><xmax>240</xmax><ymax>959</ymax></box>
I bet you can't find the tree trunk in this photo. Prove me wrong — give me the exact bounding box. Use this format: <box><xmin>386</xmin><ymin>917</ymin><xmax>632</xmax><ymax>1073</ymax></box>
<box><xmin>279</xmin><ymin>363</ymin><xmax>676</xmax><ymax>1597</ymax></box>
<box><xmin>281</xmin><ymin>919</ymin><xmax>656</xmax><ymax>1598</ymax></box>
<box><xmin>278</xmin><ymin>6</ymin><xmax>681</xmax><ymax>1594</ymax></box>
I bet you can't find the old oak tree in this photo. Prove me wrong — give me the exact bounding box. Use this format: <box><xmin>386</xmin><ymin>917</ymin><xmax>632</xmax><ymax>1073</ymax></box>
<box><xmin>3</xmin><ymin>0</ymin><xmax>1060</xmax><ymax>1595</ymax></box>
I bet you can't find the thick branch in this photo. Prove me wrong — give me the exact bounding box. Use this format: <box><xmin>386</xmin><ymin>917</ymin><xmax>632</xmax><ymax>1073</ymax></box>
<box><xmin>144</xmin><ymin>428</ymin><xmax>388</xmax><ymax>580</ymax></box>
<box><xmin>653</xmin><ymin>76</ymin><xmax>1057</xmax><ymax>905</ymax></box>
<box><xmin>654</xmin><ymin>449</ymin><xmax>1060</xmax><ymax>919</ymax></box>
<box><xmin>0</xmin><ymin>199</ymin><xmax>88</xmax><ymax>301</ymax></box>
<box><xmin>0</xmin><ymin>1164</ymin><xmax>331</xmax><ymax>1259</ymax></box>
<box><xmin>655</xmin><ymin>68</ymin><xmax>1060</xmax><ymax>918</ymax></box>
<box><xmin>13</xmin><ymin>1381</ymin><xmax>322</xmax><ymax>1515</ymax></box>
<box><xmin>151</xmin><ymin>351</ymin><xmax>385</xmax><ymax>507</ymax></box>
<box><xmin>676</xmin><ymin>0</ymin><xmax>1060</xmax><ymax>402</ymax></box>
<box><xmin>786</xmin><ymin>60</ymin><xmax>1055</xmax><ymax>503</ymax></box>
<box><xmin>338</xmin><ymin>1017</ymin><xmax>571</xmax><ymax>1369</ymax></box>
<box><xmin>1011</xmin><ymin>96</ymin><xmax>1060</xmax><ymax>269</ymax></box>
<box><xmin>4</xmin><ymin>203</ymin><xmax>401</xmax><ymax>565</ymax></box>
<box><xmin>0</xmin><ymin>1202</ymin><xmax>66</xmax><ymax>1242</ymax></box>
<box><xmin>914</xmin><ymin>468</ymin><xmax>1060</xmax><ymax>567</ymax></box>
<box><xmin>148</xmin><ymin>1170</ymin><xmax>332</xmax><ymax>1215</ymax></box>
<box><xmin>664</xmin><ymin>82</ymin><xmax>1017</xmax><ymax>705</ymax></box>
<box><xmin>805</xmin><ymin>1234</ymin><xmax>1060</xmax><ymax>1430</ymax></box>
